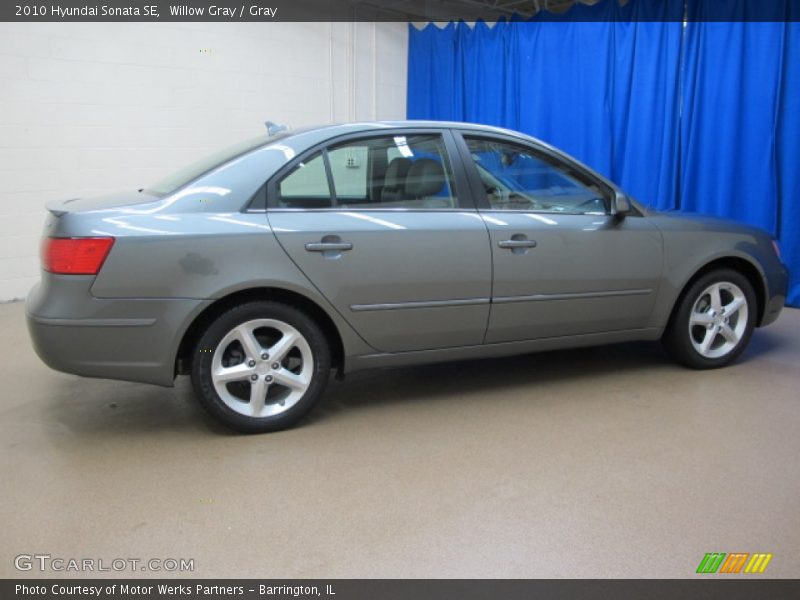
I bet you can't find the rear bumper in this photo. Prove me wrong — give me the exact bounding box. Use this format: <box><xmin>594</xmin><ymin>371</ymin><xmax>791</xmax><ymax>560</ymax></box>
<box><xmin>26</xmin><ymin>276</ymin><xmax>209</xmax><ymax>386</ymax></box>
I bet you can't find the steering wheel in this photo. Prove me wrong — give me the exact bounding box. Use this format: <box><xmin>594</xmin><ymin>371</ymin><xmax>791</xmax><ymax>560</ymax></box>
<box><xmin>486</xmin><ymin>185</ymin><xmax>541</xmax><ymax>209</ymax></box>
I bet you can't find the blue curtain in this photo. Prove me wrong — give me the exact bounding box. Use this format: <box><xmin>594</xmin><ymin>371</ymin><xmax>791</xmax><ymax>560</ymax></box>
<box><xmin>681</xmin><ymin>0</ymin><xmax>800</xmax><ymax>306</ymax></box>
<box><xmin>778</xmin><ymin>19</ymin><xmax>800</xmax><ymax>306</ymax></box>
<box><xmin>407</xmin><ymin>0</ymin><xmax>684</xmax><ymax>209</ymax></box>
<box><xmin>407</xmin><ymin>0</ymin><xmax>800</xmax><ymax>307</ymax></box>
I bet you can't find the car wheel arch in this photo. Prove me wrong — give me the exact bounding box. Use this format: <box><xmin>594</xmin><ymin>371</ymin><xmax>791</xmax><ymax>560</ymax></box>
<box><xmin>667</xmin><ymin>255</ymin><xmax>767</xmax><ymax>331</ymax></box>
<box><xmin>174</xmin><ymin>287</ymin><xmax>345</xmax><ymax>378</ymax></box>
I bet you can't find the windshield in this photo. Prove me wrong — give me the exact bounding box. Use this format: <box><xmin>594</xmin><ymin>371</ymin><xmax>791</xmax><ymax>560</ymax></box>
<box><xmin>143</xmin><ymin>132</ymin><xmax>290</xmax><ymax>196</ymax></box>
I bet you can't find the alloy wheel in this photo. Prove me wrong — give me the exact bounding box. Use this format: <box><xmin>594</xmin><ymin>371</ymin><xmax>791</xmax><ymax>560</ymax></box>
<box><xmin>211</xmin><ymin>318</ymin><xmax>313</xmax><ymax>418</ymax></box>
<box><xmin>688</xmin><ymin>281</ymin><xmax>749</xmax><ymax>359</ymax></box>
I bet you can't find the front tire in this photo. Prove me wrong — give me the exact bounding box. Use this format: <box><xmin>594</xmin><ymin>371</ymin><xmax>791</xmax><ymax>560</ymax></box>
<box><xmin>663</xmin><ymin>269</ymin><xmax>756</xmax><ymax>369</ymax></box>
<box><xmin>191</xmin><ymin>301</ymin><xmax>331</xmax><ymax>433</ymax></box>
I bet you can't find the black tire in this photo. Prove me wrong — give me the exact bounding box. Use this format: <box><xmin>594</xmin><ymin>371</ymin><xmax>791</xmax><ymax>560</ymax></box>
<box><xmin>663</xmin><ymin>268</ymin><xmax>757</xmax><ymax>369</ymax></box>
<box><xmin>191</xmin><ymin>301</ymin><xmax>331</xmax><ymax>433</ymax></box>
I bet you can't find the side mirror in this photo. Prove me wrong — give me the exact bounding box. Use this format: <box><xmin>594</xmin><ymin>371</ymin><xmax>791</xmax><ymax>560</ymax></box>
<box><xmin>612</xmin><ymin>193</ymin><xmax>631</xmax><ymax>216</ymax></box>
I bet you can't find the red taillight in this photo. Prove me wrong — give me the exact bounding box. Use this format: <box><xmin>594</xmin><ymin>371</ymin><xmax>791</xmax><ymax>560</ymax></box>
<box><xmin>42</xmin><ymin>237</ymin><xmax>115</xmax><ymax>275</ymax></box>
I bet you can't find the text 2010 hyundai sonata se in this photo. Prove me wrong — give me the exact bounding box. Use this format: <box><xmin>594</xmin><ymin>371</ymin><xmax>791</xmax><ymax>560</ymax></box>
<box><xmin>26</xmin><ymin>121</ymin><xmax>788</xmax><ymax>432</ymax></box>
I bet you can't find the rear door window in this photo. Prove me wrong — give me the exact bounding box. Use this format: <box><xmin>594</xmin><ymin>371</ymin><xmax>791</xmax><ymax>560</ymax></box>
<box><xmin>327</xmin><ymin>134</ymin><xmax>458</xmax><ymax>209</ymax></box>
<box><xmin>275</xmin><ymin>152</ymin><xmax>332</xmax><ymax>209</ymax></box>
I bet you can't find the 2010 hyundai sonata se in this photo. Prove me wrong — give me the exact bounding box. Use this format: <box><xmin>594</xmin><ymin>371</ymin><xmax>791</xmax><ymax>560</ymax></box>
<box><xmin>26</xmin><ymin>121</ymin><xmax>788</xmax><ymax>432</ymax></box>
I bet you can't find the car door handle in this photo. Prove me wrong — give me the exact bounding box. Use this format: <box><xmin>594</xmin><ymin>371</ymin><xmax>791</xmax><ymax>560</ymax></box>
<box><xmin>498</xmin><ymin>239</ymin><xmax>537</xmax><ymax>249</ymax></box>
<box><xmin>304</xmin><ymin>242</ymin><xmax>353</xmax><ymax>252</ymax></box>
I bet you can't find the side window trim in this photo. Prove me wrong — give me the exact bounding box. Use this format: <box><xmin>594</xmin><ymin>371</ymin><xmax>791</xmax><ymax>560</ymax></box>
<box><xmin>453</xmin><ymin>130</ymin><xmax>616</xmax><ymax>215</ymax></box>
<box><xmin>442</xmin><ymin>128</ymin><xmax>476</xmax><ymax>211</ymax></box>
<box><xmin>451</xmin><ymin>130</ymin><xmax>492</xmax><ymax>212</ymax></box>
<box><xmin>263</xmin><ymin>128</ymin><xmax>477</xmax><ymax>212</ymax></box>
<box><xmin>321</xmin><ymin>148</ymin><xmax>338</xmax><ymax>208</ymax></box>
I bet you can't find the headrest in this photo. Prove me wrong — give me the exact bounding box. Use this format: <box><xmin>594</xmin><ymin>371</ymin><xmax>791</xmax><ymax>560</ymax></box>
<box><xmin>384</xmin><ymin>157</ymin><xmax>411</xmax><ymax>190</ymax></box>
<box><xmin>405</xmin><ymin>158</ymin><xmax>445</xmax><ymax>198</ymax></box>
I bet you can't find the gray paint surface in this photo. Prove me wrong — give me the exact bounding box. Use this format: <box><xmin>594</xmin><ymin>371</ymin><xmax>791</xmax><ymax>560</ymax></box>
<box><xmin>26</xmin><ymin>121</ymin><xmax>788</xmax><ymax>386</ymax></box>
<box><xmin>268</xmin><ymin>210</ymin><xmax>493</xmax><ymax>352</ymax></box>
<box><xmin>482</xmin><ymin>211</ymin><xmax>663</xmax><ymax>343</ymax></box>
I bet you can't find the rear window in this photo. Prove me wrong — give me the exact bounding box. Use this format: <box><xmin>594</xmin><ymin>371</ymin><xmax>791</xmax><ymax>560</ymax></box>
<box><xmin>144</xmin><ymin>132</ymin><xmax>290</xmax><ymax>196</ymax></box>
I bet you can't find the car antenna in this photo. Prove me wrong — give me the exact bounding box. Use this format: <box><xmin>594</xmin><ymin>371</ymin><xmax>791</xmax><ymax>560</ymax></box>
<box><xmin>264</xmin><ymin>121</ymin><xmax>288</xmax><ymax>136</ymax></box>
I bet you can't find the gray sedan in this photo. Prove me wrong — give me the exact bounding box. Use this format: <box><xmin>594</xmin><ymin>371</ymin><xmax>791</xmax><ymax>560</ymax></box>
<box><xmin>26</xmin><ymin>121</ymin><xmax>788</xmax><ymax>432</ymax></box>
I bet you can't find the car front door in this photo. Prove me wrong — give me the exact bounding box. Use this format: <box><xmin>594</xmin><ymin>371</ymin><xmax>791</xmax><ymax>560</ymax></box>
<box><xmin>456</xmin><ymin>132</ymin><xmax>663</xmax><ymax>344</ymax></box>
<box><xmin>267</xmin><ymin>130</ymin><xmax>493</xmax><ymax>353</ymax></box>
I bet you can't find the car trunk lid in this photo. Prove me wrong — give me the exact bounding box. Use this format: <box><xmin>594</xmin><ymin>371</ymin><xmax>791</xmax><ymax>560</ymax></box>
<box><xmin>45</xmin><ymin>190</ymin><xmax>162</xmax><ymax>216</ymax></box>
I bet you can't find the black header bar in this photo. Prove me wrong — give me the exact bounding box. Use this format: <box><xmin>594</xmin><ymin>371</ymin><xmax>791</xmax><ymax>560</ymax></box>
<box><xmin>1</xmin><ymin>0</ymin><xmax>799</xmax><ymax>22</ymax></box>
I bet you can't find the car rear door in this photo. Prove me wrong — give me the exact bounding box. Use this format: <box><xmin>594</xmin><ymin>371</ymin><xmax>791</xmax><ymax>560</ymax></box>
<box><xmin>455</xmin><ymin>131</ymin><xmax>663</xmax><ymax>344</ymax></box>
<box><xmin>267</xmin><ymin>129</ymin><xmax>493</xmax><ymax>353</ymax></box>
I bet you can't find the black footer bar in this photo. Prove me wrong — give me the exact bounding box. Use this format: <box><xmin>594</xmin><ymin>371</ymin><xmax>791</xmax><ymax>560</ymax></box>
<box><xmin>5</xmin><ymin>579</ymin><xmax>800</xmax><ymax>600</ymax></box>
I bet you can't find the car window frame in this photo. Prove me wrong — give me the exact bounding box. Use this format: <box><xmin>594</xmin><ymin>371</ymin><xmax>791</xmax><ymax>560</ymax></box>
<box><xmin>452</xmin><ymin>130</ymin><xmax>623</xmax><ymax>216</ymax></box>
<box><xmin>258</xmin><ymin>128</ymin><xmax>476</xmax><ymax>213</ymax></box>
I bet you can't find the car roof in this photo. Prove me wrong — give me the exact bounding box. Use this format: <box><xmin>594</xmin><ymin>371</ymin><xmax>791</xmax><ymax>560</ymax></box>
<box><xmin>283</xmin><ymin>120</ymin><xmax>552</xmax><ymax>157</ymax></box>
<box><xmin>292</xmin><ymin>120</ymin><xmax>535</xmax><ymax>139</ymax></box>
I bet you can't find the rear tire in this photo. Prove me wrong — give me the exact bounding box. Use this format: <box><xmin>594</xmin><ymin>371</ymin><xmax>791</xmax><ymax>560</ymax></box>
<box><xmin>663</xmin><ymin>269</ymin><xmax>756</xmax><ymax>369</ymax></box>
<box><xmin>191</xmin><ymin>301</ymin><xmax>331</xmax><ymax>433</ymax></box>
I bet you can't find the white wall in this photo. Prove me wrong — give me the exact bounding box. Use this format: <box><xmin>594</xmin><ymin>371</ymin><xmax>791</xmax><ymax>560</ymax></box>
<box><xmin>0</xmin><ymin>21</ymin><xmax>408</xmax><ymax>300</ymax></box>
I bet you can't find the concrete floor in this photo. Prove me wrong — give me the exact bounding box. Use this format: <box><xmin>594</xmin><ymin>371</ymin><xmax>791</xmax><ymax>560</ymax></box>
<box><xmin>1</xmin><ymin>300</ymin><xmax>799</xmax><ymax>579</ymax></box>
